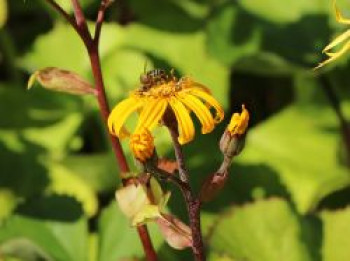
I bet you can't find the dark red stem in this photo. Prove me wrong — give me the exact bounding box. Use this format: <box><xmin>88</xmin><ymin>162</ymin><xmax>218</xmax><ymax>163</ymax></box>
<box><xmin>44</xmin><ymin>1</ymin><xmax>158</xmax><ymax>260</ymax></box>
<box><xmin>94</xmin><ymin>0</ymin><xmax>111</xmax><ymax>44</ymax></box>
<box><xmin>88</xmin><ymin>43</ymin><xmax>158</xmax><ymax>261</ymax></box>
<box><xmin>87</xmin><ymin>46</ymin><xmax>130</xmax><ymax>172</ymax></box>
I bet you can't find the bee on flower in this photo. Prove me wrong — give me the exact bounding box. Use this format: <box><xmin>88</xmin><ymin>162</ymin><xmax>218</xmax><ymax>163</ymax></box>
<box><xmin>108</xmin><ymin>69</ymin><xmax>224</xmax><ymax>161</ymax></box>
<box><xmin>315</xmin><ymin>0</ymin><xmax>350</xmax><ymax>69</ymax></box>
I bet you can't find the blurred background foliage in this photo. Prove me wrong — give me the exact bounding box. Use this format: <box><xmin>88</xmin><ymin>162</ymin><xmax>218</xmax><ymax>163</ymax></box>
<box><xmin>0</xmin><ymin>0</ymin><xmax>350</xmax><ymax>260</ymax></box>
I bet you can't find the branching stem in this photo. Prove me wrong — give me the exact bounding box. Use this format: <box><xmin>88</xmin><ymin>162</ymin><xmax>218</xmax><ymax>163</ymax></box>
<box><xmin>166</xmin><ymin>126</ymin><xmax>206</xmax><ymax>261</ymax></box>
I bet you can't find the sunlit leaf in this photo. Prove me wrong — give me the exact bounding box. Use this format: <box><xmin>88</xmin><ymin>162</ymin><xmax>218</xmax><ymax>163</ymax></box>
<box><xmin>47</xmin><ymin>164</ymin><xmax>98</xmax><ymax>217</ymax></box>
<box><xmin>0</xmin><ymin>0</ymin><xmax>7</xmax><ymax>28</ymax></box>
<box><xmin>206</xmin><ymin>0</ymin><xmax>332</xmax><ymax>72</ymax></box>
<box><xmin>239</xmin><ymin>105</ymin><xmax>350</xmax><ymax>213</ymax></box>
<box><xmin>209</xmin><ymin>198</ymin><xmax>312</xmax><ymax>261</ymax></box>
<box><xmin>98</xmin><ymin>202</ymin><xmax>165</xmax><ymax>261</ymax></box>
<box><xmin>0</xmin><ymin>213</ymin><xmax>88</xmax><ymax>261</ymax></box>
<box><xmin>61</xmin><ymin>153</ymin><xmax>120</xmax><ymax>193</ymax></box>
<box><xmin>321</xmin><ymin>207</ymin><xmax>350</xmax><ymax>261</ymax></box>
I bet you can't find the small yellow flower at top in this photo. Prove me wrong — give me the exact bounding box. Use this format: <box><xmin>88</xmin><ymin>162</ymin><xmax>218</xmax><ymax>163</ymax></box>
<box><xmin>227</xmin><ymin>104</ymin><xmax>249</xmax><ymax>136</ymax></box>
<box><xmin>108</xmin><ymin>69</ymin><xmax>224</xmax><ymax>145</ymax></box>
<box><xmin>315</xmin><ymin>0</ymin><xmax>350</xmax><ymax>69</ymax></box>
<box><xmin>130</xmin><ymin>128</ymin><xmax>155</xmax><ymax>162</ymax></box>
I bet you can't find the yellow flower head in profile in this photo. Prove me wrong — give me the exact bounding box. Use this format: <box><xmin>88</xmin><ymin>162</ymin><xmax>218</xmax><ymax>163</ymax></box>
<box><xmin>108</xmin><ymin>69</ymin><xmax>224</xmax><ymax>145</ymax></box>
<box><xmin>315</xmin><ymin>0</ymin><xmax>350</xmax><ymax>69</ymax></box>
<box><xmin>227</xmin><ymin>105</ymin><xmax>249</xmax><ymax>136</ymax></box>
<box><xmin>130</xmin><ymin>128</ymin><xmax>155</xmax><ymax>162</ymax></box>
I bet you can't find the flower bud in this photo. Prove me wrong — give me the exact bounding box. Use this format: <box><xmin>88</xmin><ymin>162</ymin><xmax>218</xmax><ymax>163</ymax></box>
<box><xmin>28</xmin><ymin>67</ymin><xmax>97</xmax><ymax>96</ymax></box>
<box><xmin>220</xmin><ymin>104</ymin><xmax>249</xmax><ymax>157</ymax></box>
<box><xmin>227</xmin><ymin>104</ymin><xmax>249</xmax><ymax>136</ymax></box>
<box><xmin>219</xmin><ymin>131</ymin><xmax>246</xmax><ymax>157</ymax></box>
<box><xmin>130</xmin><ymin>128</ymin><xmax>155</xmax><ymax>162</ymax></box>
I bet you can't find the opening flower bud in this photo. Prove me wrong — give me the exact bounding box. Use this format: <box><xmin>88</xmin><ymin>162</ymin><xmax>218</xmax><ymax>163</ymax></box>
<box><xmin>220</xmin><ymin>105</ymin><xmax>249</xmax><ymax>157</ymax></box>
<box><xmin>28</xmin><ymin>67</ymin><xmax>97</xmax><ymax>96</ymax></box>
<box><xmin>227</xmin><ymin>104</ymin><xmax>249</xmax><ymax>136</ymax></box>
<box><xmin>130</xmin><ymin>128</ymin><xmax>155</xmax><ymax>162</ymax></box>
<box><xmin>219</xmin><ymin>131</ymin><xmax>246</xmax><ymax>157</ymax></box>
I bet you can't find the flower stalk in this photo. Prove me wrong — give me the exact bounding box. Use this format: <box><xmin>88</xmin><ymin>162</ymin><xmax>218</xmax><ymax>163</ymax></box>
<box><xmin>43</xmin><ymin>0</ymin><xmax>157</xmax><ymax>260</ymax></box>
<box><xmin>165</xmin><ymin>121</ymin><xmax>206</xmax><ymax>261</ymax></box>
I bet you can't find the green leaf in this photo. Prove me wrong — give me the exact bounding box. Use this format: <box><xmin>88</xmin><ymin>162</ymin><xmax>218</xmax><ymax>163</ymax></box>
<box><xmin>321</xmin><ymin>207</ymin><xmax>350</xmax><ymax>261</ymax></box>
<box><xmin>0</xmin><ymin>85</ymin><xmax>83</xmax><ymax>157</ymax></box>
<box><xmin>47</xmin><ymin>164</ymin><xmax>98</xmax><ymax>217</ymax></box>
<box><xmin>61</xmin><ymin>153</ymin><xmax>120</xmax><ymax>193</ymax></box>
<box><xmin>0</xmin><ymin>210</ymin><xmax>88</xmax><ymax>261</ymax></box>
<box><xmin>239</xmin><ymin>0</ymin><xmax>326</xmax><ymax>24</ymax></box>
<box><xmin>98</xmin><ymin>201</ymin><xmax>162</xmax><ymax>261</ymax></box>
<box><xmin>54</xmin><ymin>0</ymin><xmax>94</xmax><ymax>12</ymax></box>
<box><xmin>206</xmin><ymin>3</ymin><xmax>261</xmax><ymax>68</ymax></box>
<box><xmin>209</xmin><ymin>198</ymin><xmax>312</xmax><ymax>261</ymax></box>
<box><xmin>0</xmin><ymin>189</ymin><xmax>17</xmax><ymax>222</ymax></box>
<box><xmin>20</xmin><ymin>23</ymin><xmax>89</xmax><ymax>76</ymax></box>
<box><xmin>206</xmin><ymin>0</ymin><xmax>332</xmax><ymax>72</ymax></box>
<box><xmin>98</xmin><ymin>201</ymin><xmax>187</xmax><ymax>261</ymax></box>
<box><xmin>119</xmin><ymin>24</ymin><xmax>230</xmax><ymax>108</ymax></box>
<box><xmin>0</xmin><ymin>138</ymin><xmax>49</xmax><ymax>199</ymax></box>
<box><xmin>0</xmin><ymin>0</ymin><xmax>7</xmax><ymax>28</ymax></box>
<box><xmin>239</xmin><ymin>105</ymin><xmax>350</xmax><ymax>213</ymax></box>
<box><xmin>127</xmin><ymin>0</ymin><xmax>203</xmax><ymax>32</ymax></box>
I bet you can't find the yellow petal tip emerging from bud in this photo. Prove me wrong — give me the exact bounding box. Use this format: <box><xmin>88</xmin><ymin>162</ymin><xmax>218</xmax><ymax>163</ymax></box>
<box><xmin>27</xmin><ymin>71</ymin><xmax>39</xmax><ymax>90</ymax></box>
<box><xmin>227</xmin><ymin>104</ymin><xmax>250</xmax><ymax>136</ymax></box>
<box><xmin>130</xmin><ymin>128</ymin><xmax>155</xmax><ymax>162</ymax></box>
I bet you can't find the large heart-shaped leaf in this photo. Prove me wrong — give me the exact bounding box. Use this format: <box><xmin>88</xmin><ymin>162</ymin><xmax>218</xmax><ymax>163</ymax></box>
<box><xmin>238</xmin><ymin>104</ymin><xmax>350</xmax><ymax>213</ymax></box>
<box><xmin>208</xmin><ymin>198</ymin><xmax>312</xmax><ymax>261</ymax></box>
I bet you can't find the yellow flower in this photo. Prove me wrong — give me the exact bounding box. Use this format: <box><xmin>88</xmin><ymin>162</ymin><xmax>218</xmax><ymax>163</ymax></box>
<box><xmin>130</xmin><ymin>128</ymin><xmax>155</xmax><ymax>162</ymax></box>
<box><xmin>108</xmin><ymin>74</ymin><xmax>224</xmax><ymax>145</ymax></box>
<box><xmin>315</xmin><ymin>0</ymin><xmax>350</xmax><ymax>69</ymax></box>
<box><xmin>227</xmin><ymin>104</ymin><xmax>249</xmax><ymax>136</ymax></box>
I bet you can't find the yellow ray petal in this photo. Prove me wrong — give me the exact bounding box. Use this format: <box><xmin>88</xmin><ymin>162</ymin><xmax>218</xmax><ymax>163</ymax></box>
<box><xmin>334</xmin><ymin>0</ymin><xmax>350</xmax><ymax>25</ymax></box>
<box><xmin>323</xmin><ymin>29</ymin><xmax>350</xmax><ymax>53</ymax></box>
<box><xmin>315</xmin><ymin>40</ymin><xmax>350</xmax><ymax>69</ymax></box>
<box><xmin>187</xmin><ymin>88</ymin><xmax>225</xmax><ymax>123</ymax></box>
<box><xmin>108</xmin><ymin>97</ymin><xmax>143</xmax><ymax>138</ymax></box>
<box><xmin>136</xmin><ymin>98</ymin><xmax>168</xmax><ymax>132</ymax></box>
<box><xmin>169</xmin><ymin>97</ymin><xmax>195</xmax><ymax>144</ymax></box>
<box><xmin>180</xmin><ymin>77</ymin><xmax>211</xmax><ymax>93</ymax></box>
<box><xmin>178</xmin><ymin>93</ymin><xmax>215</xmax><ymax>134</ymax></box>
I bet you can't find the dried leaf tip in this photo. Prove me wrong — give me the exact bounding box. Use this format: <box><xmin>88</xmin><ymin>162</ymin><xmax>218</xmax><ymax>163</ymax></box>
<box><xmin>27</xmin><ymin>67</ymin><xmax>97</xmax><ymax>96</ymax></box>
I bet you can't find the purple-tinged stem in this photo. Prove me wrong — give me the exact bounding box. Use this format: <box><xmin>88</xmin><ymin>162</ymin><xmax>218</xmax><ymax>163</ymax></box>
<box><xmin>167</xmin><ymin>127</ymin><xmax>206</xmax><ymax>261</ymax></box>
